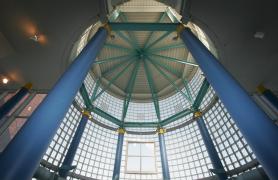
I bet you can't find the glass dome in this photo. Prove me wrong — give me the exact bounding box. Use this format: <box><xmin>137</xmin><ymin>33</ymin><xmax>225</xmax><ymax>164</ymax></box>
<box><xmin>40</xmin><ymin>0</ymin><xmax>259</xmax><ymax>180</ymax></box>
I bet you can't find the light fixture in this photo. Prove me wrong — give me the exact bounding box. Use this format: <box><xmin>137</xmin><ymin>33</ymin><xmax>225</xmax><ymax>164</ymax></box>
<box><xmin>30</xmin><ymin>34</ymin><xmax>39</xmax><ymax>42</ymax></box>
<box><xmin>254</xmin><ymin>32</ymin><xmax>265</xmax><ymax>39</ymax></box>
<box><xmin>2</xmin><ymin>78</ymin><xmax>9</xmax><ymax>84</ymax></box>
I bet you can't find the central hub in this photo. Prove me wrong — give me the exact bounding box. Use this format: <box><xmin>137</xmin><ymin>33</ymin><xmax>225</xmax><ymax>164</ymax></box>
<box><xmin>136</xmin><ymin>49</ymin><xmax>146</xmax><ymax>60</ymax></box>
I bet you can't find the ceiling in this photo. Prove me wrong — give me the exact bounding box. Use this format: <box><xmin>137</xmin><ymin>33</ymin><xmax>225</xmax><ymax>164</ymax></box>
<box><xmin>0</xmin><ymin>0</ymin><xmax>278</xmax><ymax>95</ymax></box>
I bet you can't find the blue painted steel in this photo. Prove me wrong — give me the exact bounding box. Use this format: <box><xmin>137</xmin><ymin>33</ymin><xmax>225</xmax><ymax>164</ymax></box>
<box><xmin>0</xmin><ymin>86</ymin><xmax>29</xmax><ymax>121</ymax></box>
<box><xmin>59</xmin><ymin>115</ymin><xmax>88</xmax><ymax>178</ymax></box>
<box><xmin>197</xmin><ymin>117</ymin><xmax>227</xmax><ymax>180</ymax></box>
<box><xmin>262</xmin><ymin>90</ymin><xmax>278</xmax><ymax>111</ymax></box>
<box><xmin>158</xmin><ymin>133</ymin><xmax>171</xmax><ymax>180</ymax></box>
<box><xmin>112</xmin><ymin>133</ymin><xmax>124</xmax><ymax>180</ymax></box>
<box><xmin>180</xmin><ymin>27</ymin><xmax>278</xmax><ymax>180</ymax></box>
<box><xmin>0</xmin><ymin>27</ymin><xmax>107</xmax><ymax>180</ymax></box>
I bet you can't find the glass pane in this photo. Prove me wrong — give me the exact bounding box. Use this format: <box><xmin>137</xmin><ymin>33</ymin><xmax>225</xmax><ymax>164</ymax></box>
<box><xmin>126</xmin><ymin>157</ymin><xmax>140</xmax><ymax>172</ymax></box>
<box><xmin>128</xmin><ymin>143</ymin><xmax>140</xmax><ymax>156</ymax></box>
<box><xmin>141</xmin><ymin>143</ymin><xmax>154</xmax><ymax>156</ymax></box>
<box><xmin>141</xmin><ymin>157</ymin><xmax>156</xmax><ymax>172</ymax></box>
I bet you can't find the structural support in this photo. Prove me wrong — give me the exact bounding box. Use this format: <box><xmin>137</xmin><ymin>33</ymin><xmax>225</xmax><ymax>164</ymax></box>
<box><xmin>59</xmin><ymin>111</ymin><xmax>90</xmax><ymax>178</ymax></box>
<box><xmin>194</xmin><ymin>112</ymin><xmax>227</xmax><ymax>180</ymax></box>
<box><xmin>0</xmin><ymin>83</ymin><xmax>32</xmax><ymax>121</ymax></box>
<box><xmin>112</xmin><ymin>128</ymin><xmax>125</xmax><ymax>180</ymax></box>
<box><xmin>257</xmin><ymin>84</ymin><xmax>278</xmax><ymax>112</ymax></box>
<box><xmin>157</xmin><ymin>128</ymin><xmax>170</xmax><ymax>180</ymax></box>
<box><xmin>0</xmin><ymin>27</ymin><xmax>108</xmax><ymax>180</ymax></box>
<box><xmin>180</xmin><ymin>26</ymin><xmax>278</xmax><ymax>179</ymax></box>
<box><xmin>109</xmin><ymin>22</ymin><xmax>179</xmax><ymax>31</ymax></box>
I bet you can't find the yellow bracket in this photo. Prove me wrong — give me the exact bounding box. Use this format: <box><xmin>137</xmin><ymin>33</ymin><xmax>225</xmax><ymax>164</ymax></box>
<box><xmin>157</xmin><ymin>128</ymin><xmax>166</xmax><ymax>134</ymax></box>
<box><xmin>194</xmin><ymin>111</ymin><xmax>202</xmax><ymax>118</ymax></box>
<box><xmin>23</xmin><ymin>82</ymin><xmax>33</xmax><ymax>90</ymax></box>
<box><xmin>82</xmin><ymin>110</ymin><xmax>92</xmax><ymax>119</ymax></box>
<box><xmin>256</xmin><ymin>84</ymin><xmax>267</xmax><ymax>94</ymax></box>
<box><xmin>102</xmin><ymin>23</ymin><xmax>112</xmax><ymax>36</ymax></box>
<box><xmin>176</xmin><ymin>23</ymin><xmax>186</xmax><ymax>37</ymax></box>
<box><xmin>117</xmin><ymin>128</ymin><xmax>126</xmax><ymax>134</ymax></box>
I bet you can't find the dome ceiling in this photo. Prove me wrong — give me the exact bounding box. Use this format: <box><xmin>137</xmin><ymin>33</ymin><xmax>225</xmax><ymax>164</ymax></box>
<box><xmin>89</xmin><ymin>1</ymin><xmax>198</xmax><ymax>102</ymax></box>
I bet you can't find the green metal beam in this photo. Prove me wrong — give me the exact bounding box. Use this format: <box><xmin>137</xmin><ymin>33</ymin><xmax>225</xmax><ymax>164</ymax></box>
<box><xmin>165</xmin><ymin>7</ymin><xmax>180</xmax><ymax>23</ymax></box>
<box><xmin>144</xmin><ymin>12</ymin><xmax>166</xmax><ymax>49</ymax></box>
<box><xmin>145</xmin><ymin>31</ymin><xmax>172</xmax><ymax>49</ymax></box>
<box><xmin>92</xmin><ymin>60</ymin><xmax>135</xmax><ymax>101</ymax></box>
<box><xmin>90</xmin><ymin>106</ymin><xmax>122</xmax><ymax>126</ymax></box>
<box><xmin>95</xmin><ymin>54</ymin><xmax>135</xmax><ymax>64</ymax></box>
<box><xmin>108</xmin><ymin>9</ymin><xmax>121</xmax><ymax>22</ymax></box>
<box><xmin>91</xmin><ymin>80</ymin><xmax>100</xmax><ymax>101</ymax></box>
<box><xmin>143</xmin><ymin>60</ymin><xmax>161</xmax><ymax>121</ymax></box>
<box><xmin>109</xmin><ymin>22</ymin><xmax>179</xmax><ymax>31</ymax></box>
<box><xmin>192</xmin><ymin>78</ymin><xmax>210</xmax><ymax>110</ymax></box>
<box><xmin>124</xmin><ymin>121</ymin><xmax>159</xmax><ymax>128</ymax></box>
<box><xmin>160</xmin><ymin>108</ymin><xmax>192</xmax><ymax>126</ymax></box>
<box><xmin>121</xmin><ymin>60</ymin><xmax>140</xmax><ymax>121</ymax></box>
<box><xmin>147</xmin><ymin>56</ymin><xmax>192</xmax><ymax>103</ymax></box>
<box><xmin>115</xmin><ymin>31</ymin><xmax>138</xmax><ymax>49</ymax></box>
<box><xmin>79</xmin><ymin>84</ymin><xmax>93</xmax><ymax>109</ymax></box>
<box><xmin>148</xmin><ymin>43</ymin><xmax>185</xmax><ymax>52</ymax></box>
<box><xmin>103</xmin><ymin>43</ymin><xmax>134</xmax><ymax>53</ymax></box>
<box><xmin>149</xmin><ymin>53</ymin><xmax>198</xmax><ymax>67</ymax></box>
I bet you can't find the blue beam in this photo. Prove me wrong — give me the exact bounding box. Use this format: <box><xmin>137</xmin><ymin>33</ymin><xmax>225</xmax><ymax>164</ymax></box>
<box><xmin>0</xmin><ymin>27</ymin><xmax>108</xmax><ymax>180</ymax></box>
<box><xmin>109</xmin><ymin>23</ymin><xmax>179</xmax><ymax>31</ymax></box>
<box><xmin>180</xmin><ymin>27</ymin><xmax>278</xmax><ymax>180</ymax></box>
<box><xmin>112</xmin><ymin>128</ymin><xmax>125</xmax><ymax>180</ymax></box>
<box><xmin>0</xmin><ymin>83</ymin><xmax>32</xmax><ymax>121</ymax></box>
<box><xmin>59</xmin><ymin>112</ymin><xmax>89</xmax><ymax>178</ymax></box>
<box><xmin>157</xmin><ymin>128</ymin><xmax>171</xmax><ymax>180</ymax></box>
<box><xmin>195</xmin><ymin>112</ymin><xmax>227</xmax><ymax>180</ymax></box>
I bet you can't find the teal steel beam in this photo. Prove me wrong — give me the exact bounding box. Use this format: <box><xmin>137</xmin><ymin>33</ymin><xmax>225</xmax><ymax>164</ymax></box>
<box><xmin>148</xmin><ymin>43</ymin><xmax>185</xmax><ymax>52</ymax></box>
<box><xmin>149</xmin><ymin>53</ymin><xmax>198</xmax><ymax>67</ymax></box>
<box><xmin>121</xmin><ymin>60</ymin><xmax>140</xmax><ymax>121</ymax></box>
<box><xmin>108</xmin><ymin>9</ymin><xmax>121</xmax><ymax>22</ymax></box>
<box><xmin>92</xmin><ymin>60</ymin><xmax>135</xmax><ymax>101</ymax></box>
<box><xmin>90</xmin><ymin>106</ymin><xmax>122</xmax><ymax>126</ymax></box>
<box><xmin>95</xmin><ymin>54</ymin><xmax>135</xmax><ymax>64</ymax></box>
<box><xmin>183</xmin><ymin>80</ymin><xmax>194</xmax><ymax>103</ymax></box>
<box><xmin>102</xmin><ymin>56</ymin><xmax>135</xmax><ymax>76</ymax></box>
<box><xmin>143</xmin><ymin>60</ymin><xmax>161</xmax><ymax>121</ymax></box>
<box><xmin>147</xmin><ymin>57</ymin><xmax>192</xmax><ymax>103</ymax></box>
<box><xmin>91</xmin><ymin>80</ymin><xmax>100</xmax><ymax>101</ymax></box>
<box><xmin>109</xmin><ymin>23</ymin><xmax>179</xmax><ymax>31</ymax></box>
<box><xmin>119</xmin><ymin>12</ymin><xmax>139</xmax><ymax>50</ymax></box>
<box><xmin>192</xmin><ymin>78</ymin><xmax>210</xmax><ymax>110</ymax></box>
<box><xmin>124</xmin><ymin>121</ymin><xmax>158</xmax><ymax>128</ymax></box>
<box><xmin>145</xmin><ymin>31</ymin><xmax>172</xmax><ymax>49</ymax></box>
<box><xmin>103</xmin><ymin>43</ymin><xmax>134</xmax><ymax>53</ymax></box>
<box><xmin>144</xmin><ymin>12</ymin><xmax>167</xmax><ymax>49</ymax></box>
<box><xmin>115</xmin><ymin>31</ymin><xmax>138</xmax><ymax>49</ymax></box>
<box><xmin>160</xmin><ymin>108</ymin><xmax>192</xmax><ymax>126</ymax></box>
<box><xmin>79</xmin><ymin>84</ymin><xmax>92</xmax><ymax>109</ymax></box>
<box><xmin>165</xmin><ymin>7</ymin><xmax>180</xmax><ymax>23</ymax></box>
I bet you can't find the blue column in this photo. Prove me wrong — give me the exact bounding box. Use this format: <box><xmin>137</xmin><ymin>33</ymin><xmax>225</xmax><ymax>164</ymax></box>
<box><xmin>180</xmin><ymin>26</ymin><xmax>278</xmax><ymax>180</ymax></box>
<box><xmin>157</xmin><ymin>128</ymin><xmax>170</xmax><ymax>180</ymax></box>
<box><xmin>0</xmin><ymin>26</ymin><xmax>108</xmax><ymax>180</ymax></box>
<box><xmin>257</xmin><ymin>84</ymin><xmax>278</xmax><ymax>111</ymax></box>
<box><xmin>195</xmin><ymin>111</ymin><xmax>227</xmax><ymax>180</ymax></box>
<box><xmin>112</xmin><ymin>128</ymin><xmax>125</xmax><ymax>180</ymax></box>
<box><xmin>59</xmin><ymin>111</ymin><xmax>89</xmax><ymax>178</ymax></box>
<box><xmin>0</xmin><ymin>83</ymin><xmax>32</xmax><ymax>121</ymax></box>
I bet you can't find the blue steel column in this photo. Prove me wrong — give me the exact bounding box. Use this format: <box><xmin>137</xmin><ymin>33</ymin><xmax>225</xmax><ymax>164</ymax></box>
<box><xmin>0</xmin><ymin>26</ymin><xmax>108</xmax><ymax>180</ymax></box>
<box><xmin>180</xmin><ymin>26</ymin><xmax>278</xmax><ymax>180</ymax></box>
<box><xmin>59</xmin><ymin>110</ymin><xmax>90</xmax><ymax>178</ymax></box>
<box><xmin>112</xmin><ymin>128</ymin><xmax>125</xmax><ymax>180</ymax></box>
<box><xmin>257</xmin><ymin>84</ymin><xmax>278</xmax><ymax>111</ymax></box>
<box><xmin>0</xmin><ymin>83</ymin><xmax>32</xmax><ymax>121</ymax></box>
<box><xmin>195</xmin><ymin>111</ymin><xmax>227</xmax><ymax>180</ymax></box>
<box><xmin>157</xmin><ymin>128</ymin><xmax>170</xmax><ymax>180</ymax></box>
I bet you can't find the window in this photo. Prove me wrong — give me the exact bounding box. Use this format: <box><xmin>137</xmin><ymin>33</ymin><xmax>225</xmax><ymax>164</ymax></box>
<box><xmin>126</xmin><ymin>141</ymin><xmax>157</xmax><ymax>174</ymax></box>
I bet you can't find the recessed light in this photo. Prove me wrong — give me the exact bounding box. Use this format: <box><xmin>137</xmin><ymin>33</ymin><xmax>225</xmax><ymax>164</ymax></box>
<box><xmin>254</xmin><ymin>32</ymin><xmax>264</xmax><ymax>39</ymax></box>
<box><xmin>2</xmin><ymin>78</ymin><xmax>9</xmax><ymax>84</ymax></box>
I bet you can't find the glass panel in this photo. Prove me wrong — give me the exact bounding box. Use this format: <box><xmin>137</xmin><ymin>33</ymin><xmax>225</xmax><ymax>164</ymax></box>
<box><xmin>126</xmin><ymin>157</ymin><xmax>140</xmax><ymax>172</ymax></box>
<box><xmin>141</xmin><ymin>157</ymin><xmax>156</xmax><ymax>172</ymax></box>
<box><xmin>141</xmin><ymin>143</ymin><xmax>154</xmax><ymax>156</ymax></box>
<box><xmin>128</xmin><ymin>143</ymin><xmax>140</xmax><ymax>156</ymax></box>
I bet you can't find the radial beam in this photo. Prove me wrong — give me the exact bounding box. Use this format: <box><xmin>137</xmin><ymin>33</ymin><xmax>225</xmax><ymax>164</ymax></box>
<box><xmin>103</xmin><ymin>43</ymin><xmax>134</xmax><ymax>53</ymax></box>
<box><xmin>95</xmin><ymin>54</ymin><xmax>135</xmax><ymax>64</ymax></box>
<box><xmin>147</xmin><ymin>57</ymin><xmax>192</xmax><ymax>103</ymax></box>
<box><xmin>160</xmin><ymin>108</ymin><xmax>192</xmax><ymax>126</ymax></box>
<box><xmin>92</xmin><ymin>60</ymin><xmax>135</xmax><ymax>101</ymax></box>
<box><xmin>145</xmin><ymin>31</ymin><xmax>172</xmax><ymax>49</ymax></box>
<box><xmin>109</xmin><ymin>22</ymin><xmax>179</xmax><ymax>31</ymax></box>
<box><xmin>121</xmin><ymin>60</ymin><xmax>140</xmax><ymax>121</ymax></box>
<box><xmin>143</xmin><ymin>60</ymin><xmax>161</xmax><ymax>121</ymax></box>
<box><xmin>148</xmin><ymin>43</ymin><xmax>185</xmax><ymax>52</ymax></box>
<box><xmin>192</xmin><ymin>79</ymin><xmax>210</xmax><ymax>110</ymax></box>
<box><xmin>149</xmin><ymin>53</ymin><xmax>198</xmax><ymax>67</ymax></box>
